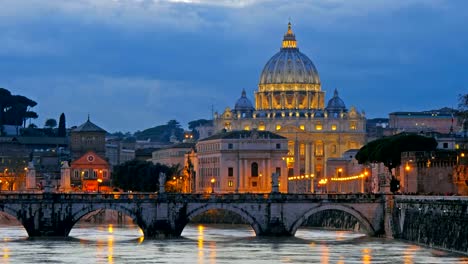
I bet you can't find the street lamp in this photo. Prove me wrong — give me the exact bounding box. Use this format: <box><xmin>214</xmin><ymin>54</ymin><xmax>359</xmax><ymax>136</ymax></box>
<box><xmin>97</xmin><ymin>178</ymin><xmax>103</xmax><ymax>193</ymax></box>
<box><xmin>405</xmin><ymin>163</ymin><xmax>411</xmax><ymax>193</ymax></box>
<box><xmin>210</xmin><ymin>178</ymin><xmax>215</xmax><ymax>194</ymax></box>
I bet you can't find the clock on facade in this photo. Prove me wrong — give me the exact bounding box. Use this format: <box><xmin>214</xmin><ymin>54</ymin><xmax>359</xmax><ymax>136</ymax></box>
<box><xmin>87</xmin><ymin>155</ymin><xmax>95</xmax><ymax>162</ymax></box>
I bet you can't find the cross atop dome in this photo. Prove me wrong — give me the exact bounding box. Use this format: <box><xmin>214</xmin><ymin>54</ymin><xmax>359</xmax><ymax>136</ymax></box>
<box><xmin>282</xmin><ymin>22</ymin><xmax>297</xmax><ymax>49</ymax></box>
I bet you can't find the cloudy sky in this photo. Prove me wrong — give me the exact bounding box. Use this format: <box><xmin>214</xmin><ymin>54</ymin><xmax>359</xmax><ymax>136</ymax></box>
<box><xmin>1</xmin><ymin>0</ymin><xmax>467</xmax><ymax>132</ymax></box>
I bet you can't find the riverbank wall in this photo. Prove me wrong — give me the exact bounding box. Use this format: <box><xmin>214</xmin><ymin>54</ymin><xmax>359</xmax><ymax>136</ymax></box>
<box><xmin>391</xmin><ymin>196</ymin><xmax>468</xmax><ymax>255</ymax></box>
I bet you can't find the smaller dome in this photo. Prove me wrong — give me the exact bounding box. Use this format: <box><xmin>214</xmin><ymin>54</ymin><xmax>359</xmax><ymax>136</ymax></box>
<box><xmin>326</xmin><ymin>89</ymin><xmax>346</xmax><ymax>112</ymax></box>
<box><xmin>234</xmin><ymin>89</ymin><xmax>255</xmax><ymax>112</ymax></box>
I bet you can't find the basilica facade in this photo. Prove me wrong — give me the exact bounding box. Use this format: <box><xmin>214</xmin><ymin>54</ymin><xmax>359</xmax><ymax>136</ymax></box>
<box><xmin>214</xmin><ymin>23</ymin><xmax>366</xmax><ymax>192</ymax></box>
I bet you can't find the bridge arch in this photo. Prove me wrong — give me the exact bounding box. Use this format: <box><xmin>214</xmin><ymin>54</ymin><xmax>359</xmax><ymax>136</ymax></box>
<box><xmin>69</xmin><ymin>204</ymin><xmax>142</xmax><ymax>236</ymax></box>
<box><xmin>0</xmin><ymin>206</ymin><xmax>30</xmax><ymax>236</ymax></box>
<box><xmin>290</xmin><ymin>204</ymin><xmax>376</xmax><ymax>236</ymax></box>
<box><xmin>185</xmin><ymin>204</ymin><xmax>262</xmax><ymax>235</ymax></box>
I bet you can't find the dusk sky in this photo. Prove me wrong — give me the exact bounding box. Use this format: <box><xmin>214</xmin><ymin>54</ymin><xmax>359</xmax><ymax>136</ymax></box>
<box><xmin>1</xmin><ymin>0</ymin><xmax>467</xmax><ymax>132</ymax></box>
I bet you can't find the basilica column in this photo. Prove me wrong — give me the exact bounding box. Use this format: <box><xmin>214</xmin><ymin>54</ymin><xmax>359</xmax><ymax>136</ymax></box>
<box><xmin>294</xmin><ymin>140</ymin><xmax>300</xmax><ymax>176</ymax></box>
<box><xmin>266</xmin><ymin>159</ymin><xmax>271</xmax><ymax>192</ymax></box>
<box><xmin>243</xmin><ymin>159</ymin><xmax>248</xmax><ymax>191</ymax></box>
<box><xmin>305</xmin><ymin>143</ymin><xmax>311</xmax><ymax>175</ymax></box>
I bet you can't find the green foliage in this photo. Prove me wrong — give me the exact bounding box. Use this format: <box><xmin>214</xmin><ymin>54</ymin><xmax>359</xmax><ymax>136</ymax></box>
<box><xmin>134</xmin><ymin>120</ymin><xmax>184</xmax><ymax>142</ymax></box>
<box><xmin>459</xmin><ymin>93</ymin><xmax>468</xmax><ymax>129</ymax></box>
<box><xmin>111</xmin><ymin>160</ymin><xmax>177</xmax><ymax>192</ymax></box>
<box><xmin>0</xmin><ymin>88</ymin><xmax>38</xmax><ymax>127</ymax></box>
<box><xmin>58</xmin><ymin>113</ymin><xmax>66</xmax><ymax>137</ymax></box>
<box><xmin>45</xmin><ymin>118</ymin><xmax>57</xmax><ymax>128</ymax></box>
<box><xmin>356</xmin><ymin>133</ymin><xmax>438</xmax><ymax>173</ymax></box>
<box><xmin>390</xmin><ymin>176</ymin><xmax>400</xmax><ymax>193</ymax></box>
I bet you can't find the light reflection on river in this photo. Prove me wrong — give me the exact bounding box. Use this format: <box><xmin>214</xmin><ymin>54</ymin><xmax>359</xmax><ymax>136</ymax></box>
<box><xmin>0</xmin><ymin>223</ymin><xmax>467</xmax><ymax>264</ymax></box>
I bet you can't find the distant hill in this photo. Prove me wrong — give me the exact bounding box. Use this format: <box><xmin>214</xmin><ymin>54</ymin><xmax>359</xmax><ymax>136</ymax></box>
<box><xmin>134</xmin><ymin>120</ymin><xmax>184</xmax><ymax>143</ymax></box>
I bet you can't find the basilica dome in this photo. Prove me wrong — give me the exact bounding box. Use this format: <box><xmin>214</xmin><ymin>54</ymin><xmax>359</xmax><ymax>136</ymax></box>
<box><xmin>259</xmin><ymin>22</ymin><xmax>320</xmax><ymax>85</ymax></box>
<box><xmin>234</xmin><ymin>89</ymin><xmax>254</xmax><ymax>112</ymax></box>
<box><xmin>326</xmin><ymin>89</ymin><xmax>347</xmax><ymax>112</ymax></box>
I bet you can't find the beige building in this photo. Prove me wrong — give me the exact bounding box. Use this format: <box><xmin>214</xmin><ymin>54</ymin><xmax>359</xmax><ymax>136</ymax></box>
<box><xmin>214</xmin><ymin>23</ymin><xmax>366</xmax><ymax>192</ymax></box>
<box><xmin>192</xmin><ymin>130</ymin><xmax>288</xmax><ymax>193</ymax></box>
<box><xmin>151</xmin><ymin>143</ymin><xmax>196</xmax><ymax>167</ymax></box>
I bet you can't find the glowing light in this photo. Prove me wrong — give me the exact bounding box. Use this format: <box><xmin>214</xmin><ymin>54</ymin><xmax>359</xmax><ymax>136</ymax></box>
<box><xmin>318</xmin><ymin>179</ymin><xmax>328</xmax><ymax>185</ymax></box>
<box><xmin>461</xmin><ymin>153</ymin><xmax>466</xmax><ymax>157</ymax></box>
<box><xmin>108</xmin><ymin>224</ymin><xmax>113</xmax><ymax>233</ymax></box>
<box><xmin>362</xmin><ymin>248</ymin><xmax>372</xmax><ymax>264</ymax></box>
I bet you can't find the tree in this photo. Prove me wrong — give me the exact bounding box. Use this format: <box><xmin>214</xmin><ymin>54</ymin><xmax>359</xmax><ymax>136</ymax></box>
<box><xmin>459</xmin><ymin>93</ymin><xmax>468</xmax><ymax>131</ymax></box>
<box><xmin>134</xmin><ymin>120</ymin><xmax>184</xmax><ymax>143</ymax></box>
<box><xmin>44</xmin><ymin>118</ymin><xmax>57</xmax><ymax>129</ymax></box>
<box><xmin>356</xmin><ymin>133</ymin><xmax>438</xmax><ymax>174</ymax></box>
<box><xmin>58</xmin><ymin>113</ymin><xmax>66</xmax><ymax>137</ymax></box>
<box><xmin>0</xmin><ymin>88</ymin><xmax>38</xmax><ymax>130</ymax></box>
<box><xmin>111</xmin><ymin>160</ymin><xmax>178</xmax><ymax>192</ymax></box>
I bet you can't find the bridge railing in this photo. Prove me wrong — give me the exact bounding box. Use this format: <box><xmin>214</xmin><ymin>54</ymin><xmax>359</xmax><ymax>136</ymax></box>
<box><xmin>0</xmin><ymin>191</ymin><xmax>385</xmax><ymax>202</ymax></box>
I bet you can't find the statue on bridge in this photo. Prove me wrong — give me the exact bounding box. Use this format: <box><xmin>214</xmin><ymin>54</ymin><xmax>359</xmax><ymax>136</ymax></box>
<box><xmin>271</xmin><ymin>172</ymin><xmax>280</xmax><ymax>193</ymax></box>
<box><xmin>159</xmin><ymin>172</ymin><xmax>166</xmax><ymax>193</ymax></box>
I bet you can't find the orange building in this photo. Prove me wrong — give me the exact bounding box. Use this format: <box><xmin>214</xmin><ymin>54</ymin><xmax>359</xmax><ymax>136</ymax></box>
<box><xmin>70</xmin><ymin>151</ymin><xmax>110</xmax><ymax>192</ymax></box>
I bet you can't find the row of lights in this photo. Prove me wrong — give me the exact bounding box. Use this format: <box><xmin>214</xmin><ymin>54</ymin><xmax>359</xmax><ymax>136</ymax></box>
<box><xmin>289</xmin><ymin>170</ymin><xmax>370</xmax><ymax>184</ymax></box>
<box><xmin>287</xmin><ymin>174</ymin><xmax>315</xmax><ymax>181</ymax></box>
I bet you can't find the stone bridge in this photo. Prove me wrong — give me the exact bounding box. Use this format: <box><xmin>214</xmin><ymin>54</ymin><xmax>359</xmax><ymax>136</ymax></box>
<box><xmin>0</xmin><ymin>192</ymin><xmax>388</xmax><ymax>238</ymax></box>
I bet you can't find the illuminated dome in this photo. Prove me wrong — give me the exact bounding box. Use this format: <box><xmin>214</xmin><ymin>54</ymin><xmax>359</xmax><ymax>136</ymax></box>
<box><xmin>259</xmin><ymin>22</ymin><xmax>320</xmax><ymax>85</ymax></box>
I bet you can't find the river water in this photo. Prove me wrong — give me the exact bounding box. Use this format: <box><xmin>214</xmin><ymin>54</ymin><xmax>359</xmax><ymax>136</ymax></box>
<box><xmin>0</xmin><ymin>223</ymin><xmax>466</xmax><ymax>264</ymax></box>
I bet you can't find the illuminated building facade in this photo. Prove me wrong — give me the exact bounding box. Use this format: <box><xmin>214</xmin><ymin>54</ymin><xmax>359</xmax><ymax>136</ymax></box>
<box><xmin>192</xmin><ymin>130</ymin><xmax>288</xmax><ymax>193</ymax></box>
<box><xmin>214</xmin><ymin>23</ymin><xmax>366</xmax><ymax>192</ymax></box>
<box><xmin>70</xmin><ymin>118</ymin><xmax>110</xmax><ymax>191</ymax></box>
<box><xmin>70</xmin><ymin>151</ymin><xmax>110</xmax><ymax>192</ymax></box>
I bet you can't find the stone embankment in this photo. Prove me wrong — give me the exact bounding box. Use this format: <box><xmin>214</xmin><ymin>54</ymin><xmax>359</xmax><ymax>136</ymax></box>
<box><xmin>391</xmin><ymin>196</ymin><xmax>468</xmax><ymax>255</ymax></box>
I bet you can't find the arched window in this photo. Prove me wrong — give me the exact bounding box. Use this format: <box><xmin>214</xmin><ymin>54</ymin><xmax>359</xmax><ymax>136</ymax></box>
<box><xmin>251</xmin><ymin>162</ymin><xmax>259</xmax><ymax>177</ymax></box>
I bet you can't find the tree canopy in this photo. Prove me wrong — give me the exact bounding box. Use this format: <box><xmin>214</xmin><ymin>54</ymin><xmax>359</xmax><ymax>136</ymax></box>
<box><xmin>45</xmin><ymin>118</ymin><xmax>57</xmax><ymax>128</ymax></box>
<box><xmin>459</xmin><ymin>93</ymin><xmax>468</xmax><ymax>129</ymax></box>
<box><xmin>58</xmin><ymin>113</ymin><xmax>66</xmax><ymax>137</ymax></box>
<box><xmin>355</xmin><ymin>133</ymin><xmax>438</xmax><ymax>173</ymax></box>
<box><xmin>111</xmin><ymin>160</ymin><xmax>179</xmax><ymax>192</ymax></box>
<box><xmin>0</xmin><ymin>88</ymin><xmax>38</xmax><ymax>129</ymax></box>
<box><xmin>134</xmin><ymin>120</ymin><xmax>184</xmax><ymax>142</ymax></box>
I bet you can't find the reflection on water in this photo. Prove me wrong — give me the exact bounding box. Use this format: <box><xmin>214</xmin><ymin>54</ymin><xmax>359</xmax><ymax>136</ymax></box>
<box><xmin>0</xmin><ymin>223</ymin><xmax>466</xmax><ymax>263</ymax></box>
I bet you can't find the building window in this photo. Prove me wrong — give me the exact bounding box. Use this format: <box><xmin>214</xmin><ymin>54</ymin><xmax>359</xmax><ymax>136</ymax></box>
<box><xmin>244</xmin><ymin>125</ymin><xmax>250</xmax><ymax>131</ymax></box>
<box><xmin>83</xmin><ymin>170</ymin><xmax>89</xmax><ymax>179</ymax></box>
<box><xmin>300</xmin><ymin>143</ymin><xmax>305</xmax><ymax>156</ymax></box>
<box><xmin>103</xmin><ymin>171</ymin><xmax>108</xmax><ymax>179</ymax></box>
<box><xmin>331</xmin><ymin>124</ymin><xmax>337</xmax><ymax>131</ymax></box>
<box><xmin>276</xmin><ymin>124</ymin><xmax>281</xmax><ymax>131</ymax></box>
<box><xmin>276</xmin><ymin>143</ymin><xmax>281</xmax><ymax>149</ymax></box>
<box><xmin>93</xmin><ymin>170</ymin><xmax>98</xmax><ymax>179</ymax></box>
<box><xmin>228</xmin><ymin>143</ymin><xmax>233</xmax><ymax>149</ymax></box>
<box><xmin>331</xmin><ymin>144</ymin><xmax>337</xmax><ymax>154</ymax></box>
<box><xmin>315</xmin><ymin>141</ymin><xmax>324</xmax><ymax>157</ymax></box>
<box><xmin>315</xmin><ymin>122</ymin><xmax>322</xmax><ymax>131</ymax></box>
<box><xmin>73</xmin><ymin>170</ymin><xmax>79</xmax><ymax>179</ymax></box>
<box><xmin>228</xmin><ymin>167</ymin><xmax>233</xmax><ymax>177</ymax></box>
<box><xmin>350</xmin><ymin>121</ymin><xmax>357</xmax><ymax>130</ymax></box>
<box><xmin>228</xmin><ymin>180</ymin><xmax>233</xmax><ymax>187</ymax></box>
<box><xmin>443</xmin><ymin>142</ymin><xmax>448</xmax><ymax>149</ymax></box>
<box><xmin>252</xmin><ymin>181</ymin><xmax>257</xmax><ymax>187</ymax></box>
<box><xmin>276</xmin><ymin>167</ymin><xmax>281</xmax><ymax>176</ymax></box>
<box><xmin>258</xmin><ymin>122</ymin><xmax>265</xmax><ymax>131</ymax></box>
<box><xmin>251</xmin><ymin>162</ymin><xmax>259</xmax><ymax>177</ymax></box>
<box><xmin>299</xmin><ymin>124</ymin><xmax>305</xmax><ymax>130</ymax></box>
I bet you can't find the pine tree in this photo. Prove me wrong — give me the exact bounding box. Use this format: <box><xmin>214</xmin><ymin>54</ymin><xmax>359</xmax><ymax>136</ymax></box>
<box><xmin>58</xmin><ymin>113</ymin><xmax>66</xmax><ymax>137</ymax></box>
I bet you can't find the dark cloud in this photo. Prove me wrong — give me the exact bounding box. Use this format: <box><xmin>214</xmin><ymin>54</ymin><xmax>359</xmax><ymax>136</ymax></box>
<box><xmin>0</xmin><ymin>0</ymin><xmax>467</xmax><ymax>131</ymax></box>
